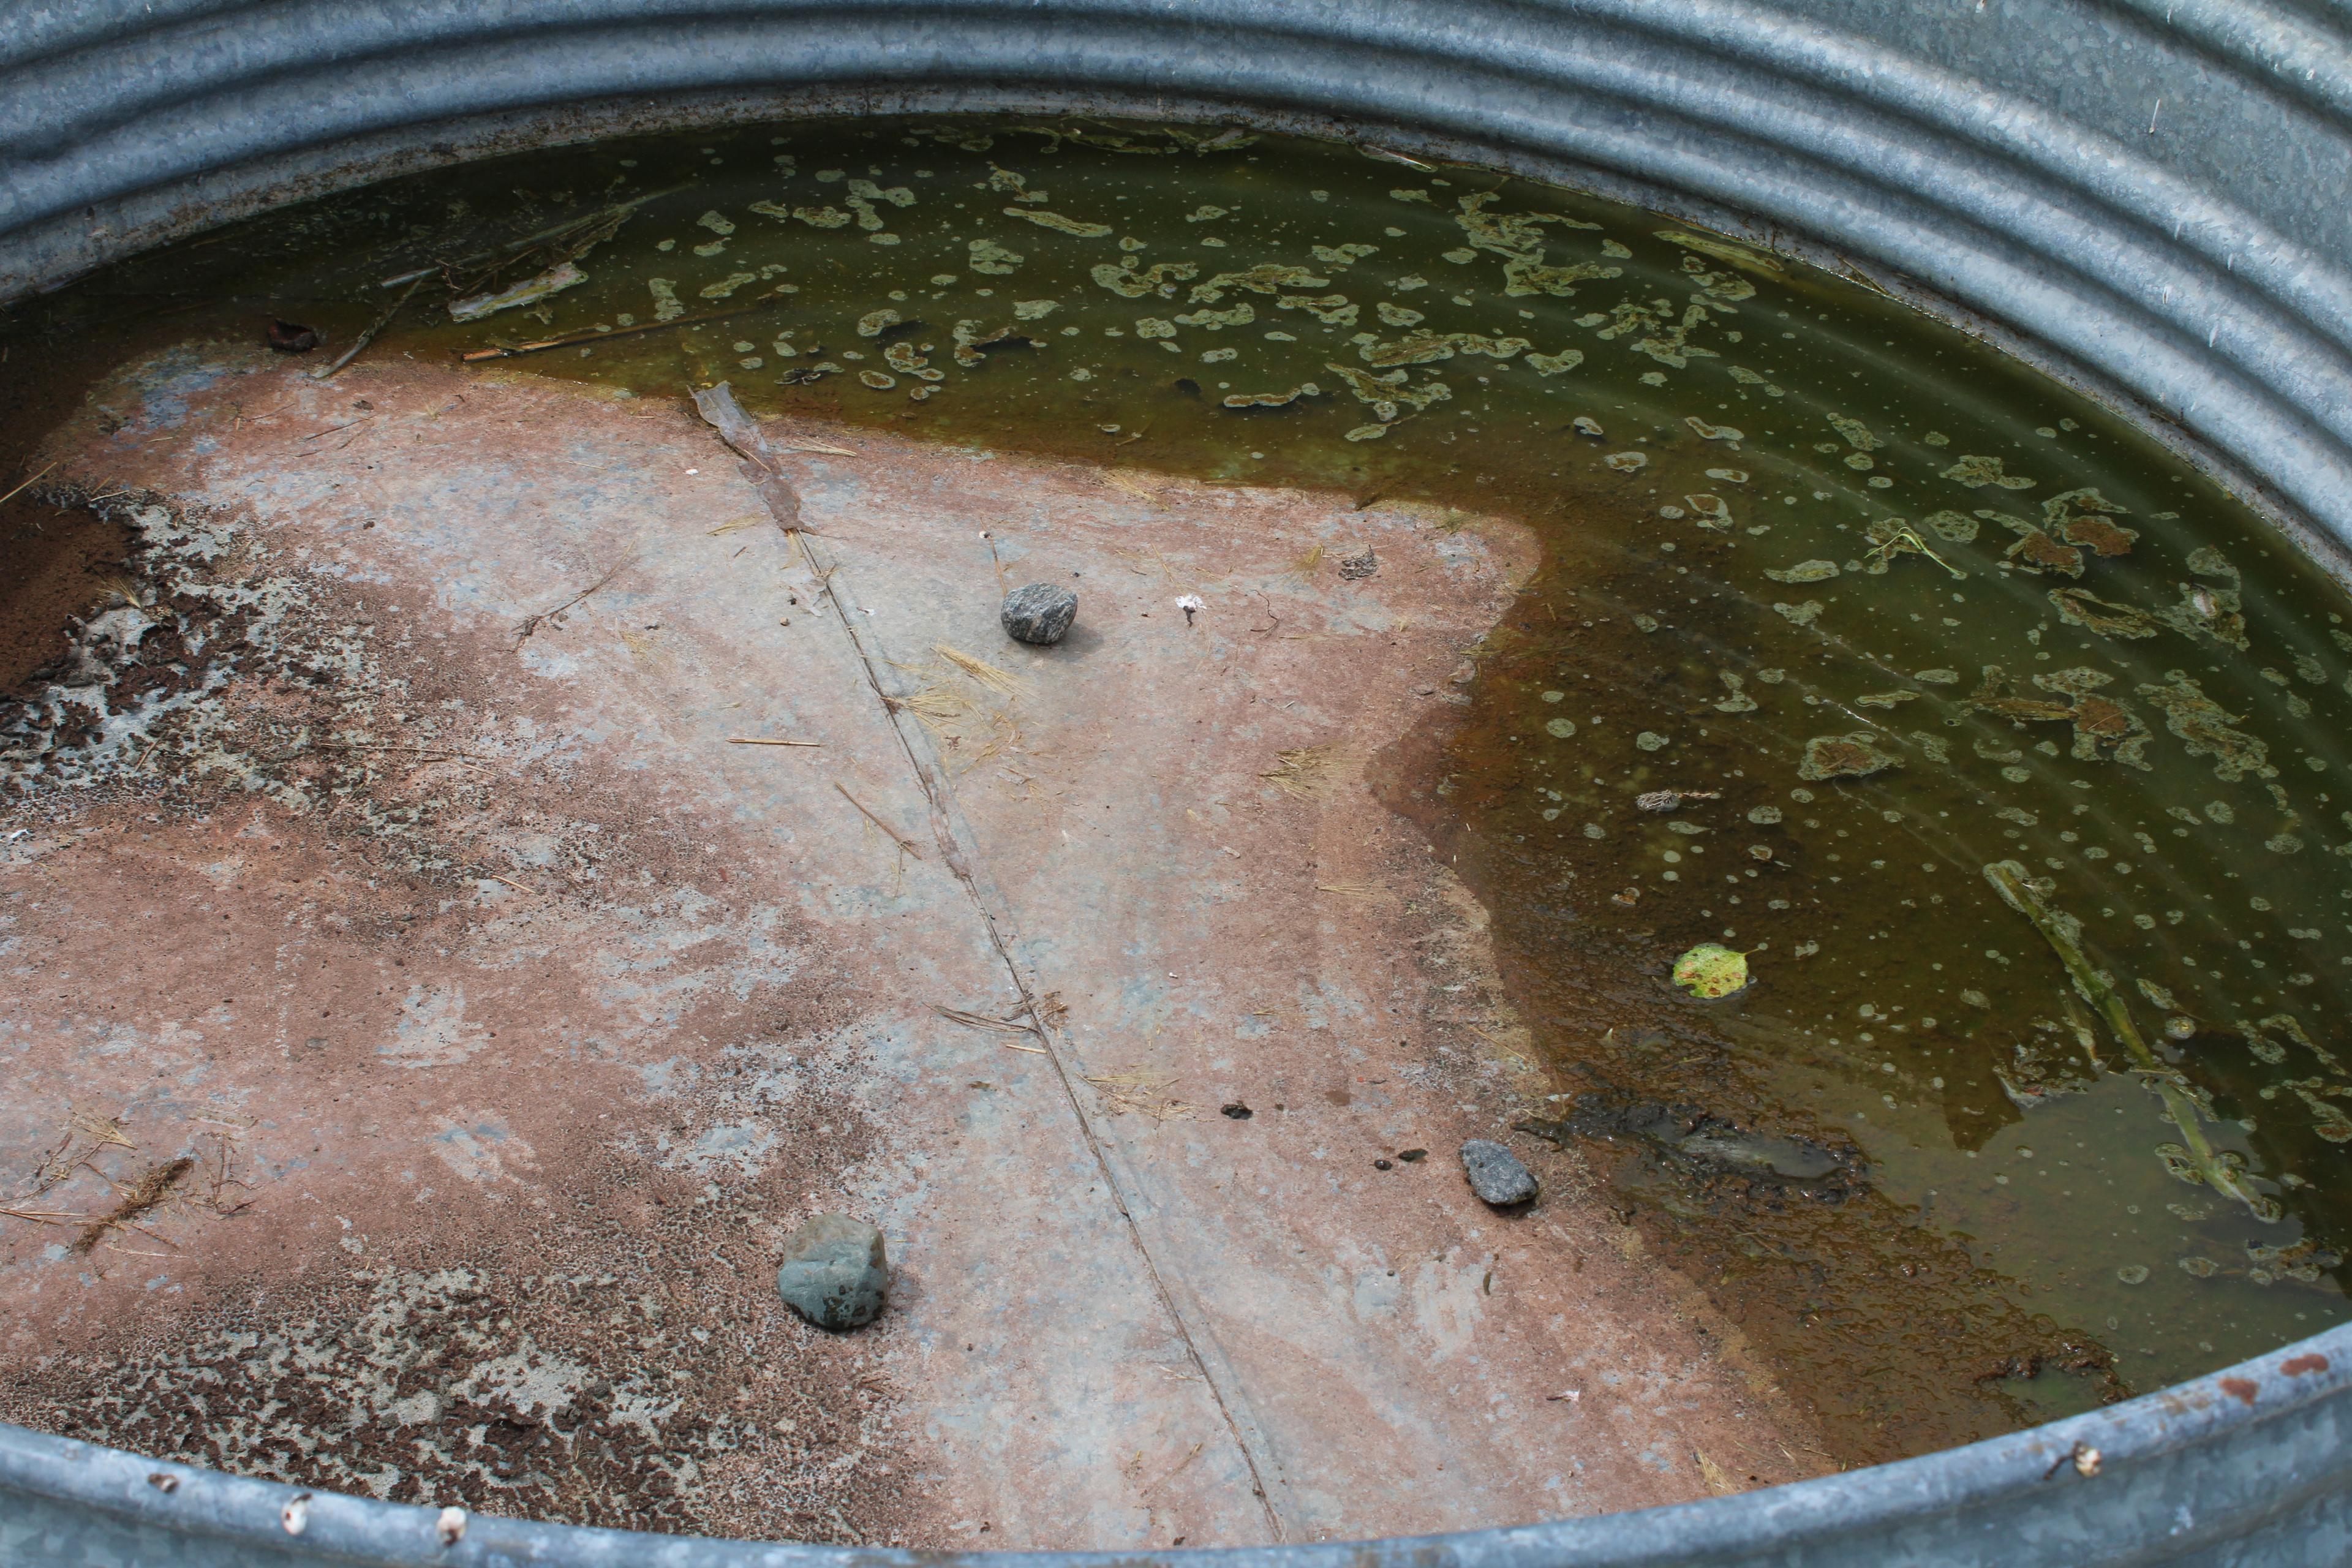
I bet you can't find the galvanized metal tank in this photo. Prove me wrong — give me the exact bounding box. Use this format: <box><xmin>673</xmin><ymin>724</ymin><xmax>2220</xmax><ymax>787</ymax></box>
<box><xmin>2</xmin><ymin>3</ymin><xmax>2349</xmax><ymax>1563</ymax></box>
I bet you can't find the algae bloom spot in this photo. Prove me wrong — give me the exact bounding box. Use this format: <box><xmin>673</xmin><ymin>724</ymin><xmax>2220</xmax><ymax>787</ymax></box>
<box><xmin>1672</xmin><ymin>943</ymin><xmax>1749</xmax><ymax>1000</ymax></box>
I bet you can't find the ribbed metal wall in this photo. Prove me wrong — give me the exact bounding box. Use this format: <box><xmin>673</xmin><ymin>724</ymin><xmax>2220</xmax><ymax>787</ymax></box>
<box><xmin>4</xmin><ymin>1</ymin><xmax>2351</xmax><ymax>559</ymax></box>
<box><xmin>2</xmin><ymin>4</ymin><xmax>2350</xmax><ymax>1562</ymax></box>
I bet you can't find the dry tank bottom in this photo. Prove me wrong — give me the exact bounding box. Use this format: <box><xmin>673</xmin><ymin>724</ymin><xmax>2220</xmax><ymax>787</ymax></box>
<box><xmin>2</xmin><ymin>113</ymin><xmax>2348</xmax><ymax>1539</ymax></box>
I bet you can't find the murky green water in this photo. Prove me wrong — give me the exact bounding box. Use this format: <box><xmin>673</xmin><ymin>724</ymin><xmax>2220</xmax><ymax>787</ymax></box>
<box><xmin>8</xmin><ymin>115</ymin><xmax>2349</xmax><ymax>1467</ymax></box>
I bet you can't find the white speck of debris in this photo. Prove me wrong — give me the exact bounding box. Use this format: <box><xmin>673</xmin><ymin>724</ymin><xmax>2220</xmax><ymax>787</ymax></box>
<box><xmin>282</xmin><ymin>1493</ymin><xmax>312</xmax><ymax>1535</ymax></box>
<box><xmin>685</xmin><ymin>467</ymin><xmax>699</xmax><ymax>474</ymax></box>
<box><xmin>1548</xmin><ymin>1389</ymin><xmax>1582</xmax><ymax>1403</ymax></box>
<box><xmin>437</xmin><ymin>1506</ymin><xmax>469</xmax><ymax>1545</ymax></box>
<box><xmin>4</xmin><ymin>828</ymin><xmax>26</xmax><ymax>842</ymax></box>
<box><xmin>1177</xmin><ymin>593</ymin><xmax>1205</xmax><ymax>625</ymax></box>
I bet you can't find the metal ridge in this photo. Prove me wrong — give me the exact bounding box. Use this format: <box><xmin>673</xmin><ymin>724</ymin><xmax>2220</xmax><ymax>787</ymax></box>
<box><xmin>1</xmin><ymin>2</ymin><xmax>2350</xmax><ymax>557</ymax></box>
<box><xmin>6</xmin><ymin>1329</ymin><xmax>2349</xmax><ymax>1564</ymax></box>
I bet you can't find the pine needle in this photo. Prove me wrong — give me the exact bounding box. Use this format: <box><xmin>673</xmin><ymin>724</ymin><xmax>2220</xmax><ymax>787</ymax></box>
<box><xmin>936</xmin><ymin>644</ymin><xmax>1028</xmax><ymax>699</ymax></box>
<box><xmin>930</xmin><ymin>1003</ymin><xmax>1036</xmax><ymax>1035</ymax></box>
<box><xmin>886</xmin><ymin>662</ymin><xmax>1020</xmax><ymax>774</ymax></box>
<box><xmin>835</xmin><ymin>783</ymin><xmax>924</xmax><ymax>859</ymax></box>
<box><xmin>0</xmin><ymin>461</ymin><xmax>60</xmax><ymax>510</ymax></box>
<box><xmin>1102</xmin><ymin>470</ymin><xmax>1168</xmax><ymax>502</ymax></box>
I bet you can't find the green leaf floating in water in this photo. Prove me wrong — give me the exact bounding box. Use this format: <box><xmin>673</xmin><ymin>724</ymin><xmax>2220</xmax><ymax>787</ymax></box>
<box><xmin>1673</xmin><ymin>943</ymin><xmax>1749</xmax><ymax>1000</ymax></box>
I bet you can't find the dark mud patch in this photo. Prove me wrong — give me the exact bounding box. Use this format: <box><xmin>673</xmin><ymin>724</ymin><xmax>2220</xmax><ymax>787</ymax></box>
<box><xmin>1</xmin><ymin>499</ymin><xmax>135</xmax><ymax>695</ymax></box>
<box><xmin>1520</xmin><ymin>1090</ymin><xmax>1861</xmax><ymax>1204</ymax></box>
<box><xmin>1</xmin><ymin>1142</ymin><xmax>933</xmax><ymax>1544</ymax></box>
<box><xmin>1378</xmin><ymin>643</ymin><xmax>2145</xmax><ymax>1464</ymax></box>
<box><xmin>0</xmin><ymin>481</ymin><xmax>938</xmax><ymax>1545</ymax></box>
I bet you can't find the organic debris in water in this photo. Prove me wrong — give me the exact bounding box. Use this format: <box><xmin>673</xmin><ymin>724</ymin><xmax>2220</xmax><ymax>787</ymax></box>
<box><xmin>1983</xmin><ymin>861</ymin><xmax>2278</xmax><ymax>1223</ymax></box>
<box><xmin>1636</xmin><ymin>789</ymin><xmax>1719</xmax><ymax>812</ymax></box>
<box><xmin>1672</xmin><ymin>944</ymin><xmax>1749</xmax><ymax>1000</ymax></box>
<box><xmin>1798</xmin><ymin>734</ymin><xmax>1900</xmax><ymax>781</ymax></box>
<box><xmin>448</xmin><ymin>260</ymin><xmax>589</xmax><ymax>322</ymax></box>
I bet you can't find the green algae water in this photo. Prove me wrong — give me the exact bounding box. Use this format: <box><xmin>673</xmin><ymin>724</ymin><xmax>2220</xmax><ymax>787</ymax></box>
<box><xmin>8</xmin><ymin>115</ymin><xmax>2350</xmax><ymax>1468</ymax></box>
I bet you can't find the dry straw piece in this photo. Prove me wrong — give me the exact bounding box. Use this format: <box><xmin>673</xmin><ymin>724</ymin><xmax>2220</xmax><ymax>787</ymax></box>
<box><xmin>72</xmin><ymin>1155</ymin><xmax>192</xmax><ymax>1254</ymax></box>
<box><xmin>886</xmin><ymin>650</ymin><xmax>1023</xmax><ymax>772</ymax></box>
<box><xmin>1261</xmin><ymin>745</ymin><xmax>1338</xmax><ymax>797</ymax></box>
<box><xmin>834</xmin><ymin>782</ymin><xmax>924</xmax><ymax>859</ymax></box>
<box><xmin>1085</xmin><ymin>1068</ymin><xmax>1195</xmax><ymax>1121</ymax></box>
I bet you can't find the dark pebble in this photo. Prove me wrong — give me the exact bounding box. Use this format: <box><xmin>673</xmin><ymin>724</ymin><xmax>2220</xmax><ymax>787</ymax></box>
<box><xmin>266</xmin><ymin>320</ymin><xmax>320</xmax><ymax>353</ymax></box>
<box><xmin>1373</xmin><ymin>1158</ymin><xmax>1394</xmax><ymax>1170</ymax></box>
<box><xmin>1001</xmin><ymin>582</ymin><xmax>1079</xmax><ymax>645</ymax></box>
<box><xmin>1396</xmin><ymin>1148</ymin><xmax>1428</xmax><ymax>1163</ymax></box>
<box><xmin>1221</xmin><ymin>1102</ymin><xmax>1253</xmax><ymax>1120</ymax></box>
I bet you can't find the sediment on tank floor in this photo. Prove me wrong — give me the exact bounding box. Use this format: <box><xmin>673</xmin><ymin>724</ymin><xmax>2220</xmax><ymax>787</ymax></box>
<box><xmin>0</xmin><ymin>342</ymin><xmax>1815</xmax><ymax>1546</ymax></box>
<box><xmin>4</xmin><ymin>111</ymin><xmax>2350</xmax><ymax>1537</ymax></box>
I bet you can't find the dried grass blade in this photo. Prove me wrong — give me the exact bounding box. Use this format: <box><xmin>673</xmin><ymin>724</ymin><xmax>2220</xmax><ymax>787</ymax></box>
<box><xmin>936</xmin><ymin>644</ymin><xmax>1028</xmax><ymax>699</ymax></box>
<box><xmin>72</xmin><ymin>1156</ymin><xmax>190</xmax><ymax>1254</ymax></box>
<box><xmin>835</xmin><ymin>783</ymin><xmax>924</xmax><ymax>859</ymax></box>
<box><xmin>930</xmin><ymin>1003</ymin><xmax>1037</xmax><ymax>1035</ymax></box>
<box><xmin>1261</xmin><ymin>745</ymin><xmax>1338</xmax><ymax>797</ymax></box>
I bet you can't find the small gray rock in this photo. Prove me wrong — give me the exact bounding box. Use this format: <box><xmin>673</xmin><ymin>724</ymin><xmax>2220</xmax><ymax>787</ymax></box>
<box><xmin>775</xmin><ymin>1213</ymin><xmax>889</xmax><ymax>1331</ymax></box>
<box><xmin>1001</xmin><ymin>582</ymin><xmax>1079</xmax><ymax>645</ymax></box>
<box><xmin>1460</xmin><ymin>1139</ymin><xmax>1537</xmax><ymax>1206</ymax></box>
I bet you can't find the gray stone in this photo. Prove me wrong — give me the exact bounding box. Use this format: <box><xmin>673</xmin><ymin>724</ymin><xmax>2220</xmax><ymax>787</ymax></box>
<box><xmin>1460</xmin><ymin>1139</ymin><xmax>1537</xmax><ymax>1206</ymax></box>
<box><xmin>1001</xmin><ymin>582</ymin><xmax>1079</xmax><ymax>645</ymax></box>
<box><xmin>774</xmin><ymin>1213</ymin><xmax>889</xmax><ymax>1331</ymax></box>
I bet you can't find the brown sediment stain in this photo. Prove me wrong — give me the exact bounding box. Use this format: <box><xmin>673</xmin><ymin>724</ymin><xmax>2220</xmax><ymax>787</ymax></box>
<box><xmin>0</xmin><ymin>470</ymin><xmax>930</xmax><ymax>1541</ymax></box>
<box><xmin>1377</xmin><ymin>569</ymin><xmax>2143</xmax><ymax>1467</ymax></box>
<box><xmin>2218</xmin><ymin>1376</ymin><xmax>2260</xmax><ymax>1406</ymax></box>
<box><xmin>0</xmin><ymin>341</ymin><xmax>1836</xmax><ymax>1540</ymax></box>
<box><xmin>2280</xmin><ymin>1354</ymin><xmax>2331</xmax><ymax>1376</ymax></box>
<box><xmin>1</xmin><ymin>500</ymin><xmax>136</xmax><ymax>693</ymax></box>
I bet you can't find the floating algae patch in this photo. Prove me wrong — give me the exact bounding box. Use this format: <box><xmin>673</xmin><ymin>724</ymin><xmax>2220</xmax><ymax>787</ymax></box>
<box><xmin>7</xmin><ymin>112</ymin><xmax>2351</xmax><ymax>1472</ymax></box>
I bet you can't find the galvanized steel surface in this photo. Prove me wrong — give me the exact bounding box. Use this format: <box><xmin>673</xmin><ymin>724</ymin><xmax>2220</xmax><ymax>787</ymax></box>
<box><xmin>2</xmin><ymin>1</ymin><xmax>2351</xmax><ymax>557</ymax></box>
<box><xmin>2</xmin><ymin>1</ymin><xmax>2351</xmax><ymax>1563</ymax></box>
<box><xmin>6</xmin><ymin>1335</ymin><xmax>2350</xmax><ymax>1564</ymax></box>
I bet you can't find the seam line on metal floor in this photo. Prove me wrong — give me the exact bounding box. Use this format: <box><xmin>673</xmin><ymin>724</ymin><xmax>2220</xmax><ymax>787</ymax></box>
<box><xmin>694</xmin><ymin>382</ymin><xmax>1293</xmax><ymax>1543</ymax></box>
